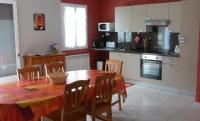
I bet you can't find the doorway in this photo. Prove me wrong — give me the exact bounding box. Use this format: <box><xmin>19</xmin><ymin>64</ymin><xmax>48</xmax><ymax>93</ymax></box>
<box><xmin>0</xmin><ymin>0</ymin><xmax>20</xmax><ymax>82</ymax></box>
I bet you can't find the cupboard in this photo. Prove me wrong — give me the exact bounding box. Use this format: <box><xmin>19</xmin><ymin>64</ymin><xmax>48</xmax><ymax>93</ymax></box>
<box><xmin>115</xmin><ymin>6</ymin><xmax>132</xmax><ymax>32</ymax></box>
<box><xmin>115</xmin><ymin>2</ymin><xmax>182</xmax><ymax>33</ymax></box>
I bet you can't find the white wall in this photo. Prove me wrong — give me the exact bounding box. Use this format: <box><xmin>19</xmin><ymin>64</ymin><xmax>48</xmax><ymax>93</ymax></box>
<box><xmin>17</xmin><ymin>0</ymin><xmax>62</xmax><ymax>57</ymax></box>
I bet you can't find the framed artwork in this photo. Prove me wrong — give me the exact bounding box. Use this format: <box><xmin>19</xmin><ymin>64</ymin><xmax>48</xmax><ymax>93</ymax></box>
<box><xmin>33</xmin><ymin>13</ymin><xmax>45</xmax><ymax>30</ymax></box>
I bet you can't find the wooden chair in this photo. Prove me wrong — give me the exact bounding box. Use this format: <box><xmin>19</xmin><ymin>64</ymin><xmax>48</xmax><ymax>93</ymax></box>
<box><xmin>42</xmin><ymin>79</ymin><xmax>90</xmax><ymax>121</ymax></box>
<box><xmin>105</xmin><ymin>59</ymin><xmax>123</xmax><ymax>74</ymax></box>
<box><xmin>17</xmin><ymin>66</ymin><xmax>40</xmax><ymax>80</ymax></box>
<box><xmin>44</xmin><ymin>62</ymin><xmax>65</xmax><ymax>75</ymax></box>
<box><xmin>88</xmin><ymin>73</ymin><xmax>115</xmax><ymax>121</ymax></box>
<box><xmin>105</xmin><ymin>59</ymin><xmax>123</xmax><ymax>110</ymax></box>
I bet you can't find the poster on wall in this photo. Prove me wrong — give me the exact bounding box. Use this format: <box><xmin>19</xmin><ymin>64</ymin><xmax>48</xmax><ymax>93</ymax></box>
<box><xmin>33</xmin><ymin>13</ymin><xmax>45</xmax><ymax>30</ymax></box>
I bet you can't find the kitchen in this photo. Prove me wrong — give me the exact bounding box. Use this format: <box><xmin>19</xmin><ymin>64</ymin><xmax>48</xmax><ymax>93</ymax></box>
<box><xmin>0</xmin><ymin>0</ymin><xmax>200</xmax><ymax>121</ymax></box>
<box><xmin>93</xmin><ymin>0</ymin><xmax>200</xmax><ymax>98</ymax></box>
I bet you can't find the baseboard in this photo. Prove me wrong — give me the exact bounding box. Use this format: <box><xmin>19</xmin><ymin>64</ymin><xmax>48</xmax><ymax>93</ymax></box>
<box><xmin>127</xmin><ymin>79</ymin><xmax>195</xmax><ymax>96</ymax></box>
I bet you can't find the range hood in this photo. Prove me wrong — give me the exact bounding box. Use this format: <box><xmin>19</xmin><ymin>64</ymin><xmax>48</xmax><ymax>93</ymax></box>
<box><xmin>145</xmin><ymin>19</ymin><xmax>169</xmax><ymax>26</ymax></box>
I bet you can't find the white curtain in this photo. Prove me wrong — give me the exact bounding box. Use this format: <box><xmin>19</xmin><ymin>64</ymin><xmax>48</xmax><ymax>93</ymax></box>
<box><xmin>63</xmin><ymin>4</ymin><xmax>87</xmax><ymax>49</ymax></box>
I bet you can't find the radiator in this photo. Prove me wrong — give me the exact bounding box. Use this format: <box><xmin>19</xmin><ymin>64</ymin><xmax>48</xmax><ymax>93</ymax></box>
<box><xmin>66</xmin><ymin>54</ymin><xmax>90</xmax><ymax>71</ymax></box>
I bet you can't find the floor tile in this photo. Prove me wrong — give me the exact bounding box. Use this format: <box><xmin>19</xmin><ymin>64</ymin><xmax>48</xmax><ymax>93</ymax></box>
<box><xmin>87</xmin><ymin>85</ymin><xmax>200</xmax><ymax>121</ymax></box>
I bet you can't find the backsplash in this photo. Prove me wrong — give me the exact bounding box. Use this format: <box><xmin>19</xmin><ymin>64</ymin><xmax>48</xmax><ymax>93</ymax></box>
<box><xmin>99</xmin><ymin>31</ymin><xmax>179</xmax><ymax>53</ymax></box>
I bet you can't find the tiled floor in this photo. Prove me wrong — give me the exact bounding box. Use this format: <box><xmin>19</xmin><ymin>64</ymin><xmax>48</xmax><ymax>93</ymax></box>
<box><xmin>87</xmin><ymin>85</ymin><xmax>200</xmax><ymax>121</ymax></box>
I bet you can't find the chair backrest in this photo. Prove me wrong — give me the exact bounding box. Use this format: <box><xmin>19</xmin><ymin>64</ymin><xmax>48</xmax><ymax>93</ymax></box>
<box><xmin>62</xmin><ymin>79</ymin><xmax>90</xmax><ymax>119</ymax></box>
<box><xmin>17</xmin><ymin>66</ymin><xmax>40</xmax><ymax>80</ymax></box>
<box><xmin>44</xmin><ymin>62</ymin><xmax>65</xmax><ymax>75</ymax></box>
<box><xmin>93</xmin><ymin>73</ymin><xmax>115</xmax><ymax>105</ymax></box>
<box><xmin>105</xmin><ymin>59</ymin><xmax>123</xmax><ymax>74</ymax></box>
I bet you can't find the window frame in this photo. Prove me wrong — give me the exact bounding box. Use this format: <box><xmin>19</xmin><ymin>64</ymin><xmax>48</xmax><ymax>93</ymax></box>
<box><xmin>61</xmin><ymin>3</ymin><xmax>88</xmax><ymax>50</ymax></box>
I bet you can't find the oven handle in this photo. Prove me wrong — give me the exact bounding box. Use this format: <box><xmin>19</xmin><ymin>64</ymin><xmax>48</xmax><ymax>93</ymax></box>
<box><xmin>141</xmin><ymin>59</ymin><xmax>162</xmax><ymax>64</ymax></box>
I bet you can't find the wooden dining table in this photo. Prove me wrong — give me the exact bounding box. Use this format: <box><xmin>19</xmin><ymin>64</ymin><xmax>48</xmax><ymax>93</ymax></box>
<box><xmin>0</xmin><ymin>70</ymin><xmax>127</xmax><ymax>121</ymax></box>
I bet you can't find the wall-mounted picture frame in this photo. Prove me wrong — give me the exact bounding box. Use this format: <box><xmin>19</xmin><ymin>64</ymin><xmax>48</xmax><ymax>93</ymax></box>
<box><xmin>33</xmin><ymin>13</ymin><xmax>45</xmax><ymax>30</ymax></box>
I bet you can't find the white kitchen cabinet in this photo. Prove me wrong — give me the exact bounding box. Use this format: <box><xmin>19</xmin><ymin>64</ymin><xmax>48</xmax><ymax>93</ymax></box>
<box><xmin>147</xmin><ymin>3</ymin><xmax>169</xmax><ymax>19</ymax></box>
<box><xmin>168</xmin><ymin>1</ymin><xmax>182</xmax><ymax>32</ymax></box>
<box><xmin>109</xmin><ymin>52</ymin><xmax>123</xmax><ymax>61</ymax></box>
<box><xmin>115</xmin><ymin>6</ymin><xmax>132</xmax><ymax>32</ymax></box>
<box><xmin>132</xmin><ymin>5</ymin><xmax>147</xmax><ymax>32</ymax></box>
<box><xmin>178</xmin><ymin>0</ymin><xmax>200</xmax><ymax>93</ymax></box>
<box><xmin>123</xmin><ymin>53</ymin><xmax>140</xmax><ymax>80</ymax></box>
<box><xmin>109</xmin><ymin>52</ymin><xmax>140</xmax><ymax>80</ymax></box>
<box><xmin>162</xmin><ymin>57</ymin><xmax>180</xmax><ymax>89</ymax></box>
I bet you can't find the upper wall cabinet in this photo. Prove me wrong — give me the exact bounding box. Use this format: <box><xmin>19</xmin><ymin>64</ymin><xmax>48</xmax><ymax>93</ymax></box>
<box><xmin>132</xmin><ymin>5</ymin><xmax>147</xmax><ymax>32</ymax></box>
<box><xmin>115</xmin><ymin>2</ymin><xmax>182</xmax><ymax>33</ymax></box>
<box><xmin>147</xmin><ymin>3</ymin><xmax>169</xmax><ymax>19</ymax></box>
<box><xmin>168</xmin><ymin>2</ymin><xmax>182</xmax><ymax>33</ymax></box>
<box><xmin>115</xmin><ymin>6</ymin><xmax>132</xmax><ymax>32</ymax></box>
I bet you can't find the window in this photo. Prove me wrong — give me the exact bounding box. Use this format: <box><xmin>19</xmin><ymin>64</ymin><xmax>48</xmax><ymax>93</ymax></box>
<box><xmin>61</xmin><ymin>4</ymin><xmax>87</xmax><ymax>50</ymax></box>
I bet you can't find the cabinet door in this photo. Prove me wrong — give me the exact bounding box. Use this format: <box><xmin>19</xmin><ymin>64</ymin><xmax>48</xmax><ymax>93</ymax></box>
<box><xmin>115</xmin><ymin>6</ymin><xmax>132</xmax><ymax>32</ymax></box>
<box><xmin>162</xmin><ymin>63</ymin><xmax>179</xmax><ymax>89</ymax></box>
<box><xmin>147</xmin><ymin>3</ymin><xmax>168</xmax><ymax>19</ymax></box>
<box><xmin>123</xmin><ymin>53</ymin><xmax>140</xmax><ymax>80</ymax></box>
<box><xmin>109</xmin><ymin>52</ymin><xmax>123</xmax><ymax>61</ymax></box>
<box><xmin>168</xmin><ymin>1</ymin><xmax>182</xmax><ymax>32</ymax></box>
<box><xmin>132</xmin><ymin>5</ymin><xmax>146</xmax><ymax>32</ymax></box>
<box><xmin>178</xmin><ymin>0</ymin><xmax>200</xmax><ymax>93</ymax></box>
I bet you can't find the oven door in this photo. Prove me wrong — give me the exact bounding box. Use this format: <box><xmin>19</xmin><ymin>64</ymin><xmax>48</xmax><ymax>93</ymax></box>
<box><xmin>140</xmin><ymin>59</ymin><xmax>162</xmax><ymax>80</ymax></box>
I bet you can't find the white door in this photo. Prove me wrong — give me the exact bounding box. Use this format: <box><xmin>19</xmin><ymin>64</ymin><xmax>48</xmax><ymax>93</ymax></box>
<box><xmin>0</xmin><ymin>0</ymin><xmax>20</xmax><ymax>80</ymax></box>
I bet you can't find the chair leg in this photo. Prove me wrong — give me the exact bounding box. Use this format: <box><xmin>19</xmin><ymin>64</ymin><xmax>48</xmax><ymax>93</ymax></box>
<box><xmin>107</xmin><ymin>107</ymin><xmax>112</xmax><ymax>121</ymax></box>
<box><xmin>92</xmin><ymin>113</ymin><xmax>96</xmax><ymax>121</ymax></box>
<box><xmin>118</xmin><ymin>93</ymin><xmax>122</xmax><ymax>110</ymax></box>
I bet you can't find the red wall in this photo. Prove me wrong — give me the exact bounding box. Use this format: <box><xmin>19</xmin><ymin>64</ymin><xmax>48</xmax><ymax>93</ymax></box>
<box><xmin>197</xmin><ymin>27</ymin><xmax>200</xmax><ymax>102</ymax></box>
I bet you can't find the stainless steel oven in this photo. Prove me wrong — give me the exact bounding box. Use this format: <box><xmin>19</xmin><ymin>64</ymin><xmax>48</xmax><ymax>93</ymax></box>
<box><xmin>140</xmin><ymin>54</ymin><xmax>162</xmax><ymax>80</ymax></box>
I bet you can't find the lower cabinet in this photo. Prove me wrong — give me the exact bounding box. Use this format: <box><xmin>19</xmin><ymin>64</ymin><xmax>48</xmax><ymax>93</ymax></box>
<box><xmin>162</xmin><ymin>61</ymin><xmax>179</xmax><ymax>89</ymax></box>
<box><xmin>109</xmin><ymin>52</ymin><xmax>140</xmax><ymax>80</ymax></box>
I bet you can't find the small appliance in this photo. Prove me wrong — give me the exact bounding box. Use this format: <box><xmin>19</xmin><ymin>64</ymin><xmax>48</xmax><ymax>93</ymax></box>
<box><xmin>92</xmin><ymin>39</ymin><xmax>105</xmax><ymax>48</ymax></box>
<box><xmin>106</xmin><ymin>41</ymin><xmax>116</xmax><ymax>49</ymax></box>
<box><xmin>98</xmin><ymin>22</ymin><xmax>115</xmax><ymax>32</ymax></box>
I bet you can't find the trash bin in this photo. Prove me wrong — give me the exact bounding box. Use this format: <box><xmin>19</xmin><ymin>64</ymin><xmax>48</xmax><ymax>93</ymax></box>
<box><xmin>97</xmin><ymin>60</ymin><xmax>104</xmax><ymax>70</ymax></box>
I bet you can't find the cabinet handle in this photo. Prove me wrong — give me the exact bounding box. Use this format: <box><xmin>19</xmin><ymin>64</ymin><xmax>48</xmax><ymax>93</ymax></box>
<box><xmin>164</xmin><ymin>64</ymin><xmax>172</xmax><ymax>68</ymax></box>
<box><xmin>166</xmin><ymin>59</ymin><xmax>173</xmax><ymax>62</ymax></box>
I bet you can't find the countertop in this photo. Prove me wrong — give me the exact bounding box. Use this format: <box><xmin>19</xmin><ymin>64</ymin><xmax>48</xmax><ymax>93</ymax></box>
<box><xmin>92</xmin><ymin>48</ymin><xmax>179</xmax><ymax>57</ymax></box>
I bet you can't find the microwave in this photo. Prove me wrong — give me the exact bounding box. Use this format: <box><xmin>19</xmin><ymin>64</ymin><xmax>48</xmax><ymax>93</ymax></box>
<box><xmin>98</xmin><ymin>22</ymin><xmax>115</xmax><ymax>32</ymax></box>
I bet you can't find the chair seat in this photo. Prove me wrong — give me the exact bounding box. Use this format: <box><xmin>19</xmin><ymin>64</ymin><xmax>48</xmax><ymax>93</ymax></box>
<box><xmin>45</xmin><ymin>109</ymin><xmax>85</xmax><ymax>121</ymax></box>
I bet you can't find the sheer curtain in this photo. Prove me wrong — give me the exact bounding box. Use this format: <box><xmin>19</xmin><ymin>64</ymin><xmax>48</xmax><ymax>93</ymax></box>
<box><xmin>62</xmin><ymin>4</ymin><xmax>87</xmax><ymax>50</ymax></box>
